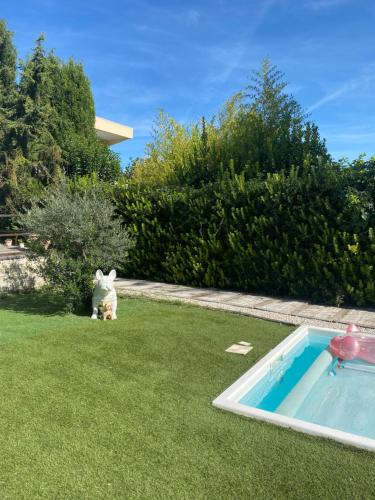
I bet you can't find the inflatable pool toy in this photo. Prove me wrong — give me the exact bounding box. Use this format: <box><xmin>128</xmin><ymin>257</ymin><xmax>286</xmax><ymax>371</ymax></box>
<box><xmin>329</xmin><ymin>325</ymin><xmax>375</xmax><ymax>364</ymax></box>
<box><xmin>346</xmin><ymin>323</ymin><xmax>360</xmax><ymax>334</ymax></box>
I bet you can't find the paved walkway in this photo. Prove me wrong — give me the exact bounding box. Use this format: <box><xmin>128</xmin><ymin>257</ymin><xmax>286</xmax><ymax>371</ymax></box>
<box><xmin>115</xmin><ymin>278</ymin><xmax>375</xmax><ymax>334</ymax></box>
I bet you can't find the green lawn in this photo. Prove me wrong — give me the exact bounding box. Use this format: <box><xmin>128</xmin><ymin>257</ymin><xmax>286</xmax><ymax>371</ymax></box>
<box><xmin>0</xmin><ymin>294</ymin><xmax>374</xmax><ymax>499</ymax></box>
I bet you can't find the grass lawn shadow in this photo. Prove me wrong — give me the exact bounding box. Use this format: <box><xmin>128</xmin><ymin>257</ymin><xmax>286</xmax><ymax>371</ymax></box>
<box><xmin>0</xmin><ymin>292</ymin><xmax>84</xmax><ymax>317</ymax></box>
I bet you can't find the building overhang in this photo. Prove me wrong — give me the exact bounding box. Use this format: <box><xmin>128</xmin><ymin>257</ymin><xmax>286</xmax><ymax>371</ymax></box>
<box><xmin>95</xmin><ymin>116</ymin><xmax>133</xmax><ymax>145</ymax></box>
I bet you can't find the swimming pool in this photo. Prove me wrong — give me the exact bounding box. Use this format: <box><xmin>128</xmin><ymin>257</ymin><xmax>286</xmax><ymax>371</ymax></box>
<box><xmin>213</xmin><ymin>326</ymin><xmax>375</xmax><ymax>451</ymax></box>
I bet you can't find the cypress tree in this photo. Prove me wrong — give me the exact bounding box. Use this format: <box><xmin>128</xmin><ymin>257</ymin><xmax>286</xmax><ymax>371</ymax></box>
<box><xmin>50</xmin><ymin>58</ymin><xmax>95</xmax><ymax>143</ymax></box>
<box><xmin>49</xmin><ymin>58</ymin><xmax>121</xmax><ymax>180</ymax></box>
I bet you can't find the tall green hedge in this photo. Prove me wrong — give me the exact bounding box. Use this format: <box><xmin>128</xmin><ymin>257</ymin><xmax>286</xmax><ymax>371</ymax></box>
<box><xmin>115</xmin><ymin>163</ymin><xmax>375</xmax><ymax>307</ymax></box>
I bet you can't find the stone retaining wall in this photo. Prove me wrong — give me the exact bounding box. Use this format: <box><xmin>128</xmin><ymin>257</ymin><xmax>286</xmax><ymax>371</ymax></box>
<box><xmin>0</xmin><ymin>256</ymin><xmax>41</xmax><ymax>294</ymax></box>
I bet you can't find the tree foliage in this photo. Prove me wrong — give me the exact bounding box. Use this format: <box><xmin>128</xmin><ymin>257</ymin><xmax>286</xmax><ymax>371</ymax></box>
<box><xmin>47</xmin><ymin>56</ymin><xmax>121</xmax><ymax>179</ymax></box>
<box><xmin>19</xmin><ymin>182</ymin><xmax>133</xmax><ymax>311</ymax></box>
<box><xmin>129</xmin><ymin>110</ymin><xmax>196</xmax><ymax>186</ymax></box>
<box><xmin>62</xmin><ymin>133</ymin><xmax>121</xmax><ymax>181</ymax></box>
<box><xmin>222</xmin><ymin>58</ymin><xmax>329</xmax><ymax>175</ymax></box>
<box><xmin>0</xmin><ymin>20</ymin><xmax>121</xmax><ymax>213</ymax></box>
<box><xmin>50</xmin><ymin>58</ymin><xmax>96</xmax><ymax>143</ymax></box>
<box><xmin>0</xmin><ymin>20</ymin><xmax>18</xmax><ymax>207</ymax></box>
<box><xmin>129</xmin><ymin>59</ymin><xmax>329</xmax><ymax>187</ymax></box>
<box><xmin>17</xmin><ymin>35</ymin><xmax>62</xmax><ymax>182</ymax></box>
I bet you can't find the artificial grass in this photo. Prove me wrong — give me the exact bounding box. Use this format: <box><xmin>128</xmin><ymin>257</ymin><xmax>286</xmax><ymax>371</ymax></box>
<box><xmin>0</xmin><ymin>294</ymin><xmax>374</xmax><ymax>499</ymax></box>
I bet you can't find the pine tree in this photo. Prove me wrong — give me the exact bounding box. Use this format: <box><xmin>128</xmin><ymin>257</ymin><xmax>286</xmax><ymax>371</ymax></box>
<box><xmin>240</xmin><ymin>58</ymin><xmax>329</xmax><ymax>172</ymax></box>
<box><xmin>0</xmin><ymin>20</ymin><xmax>19</xmax><ymax>208</ymax></box>
<box><xmin>246</xmin><ymin>59</ymin><xmax>303</xmax><ymax>130</ymax></box>
<box><xmin>0</xmin><ymin>19</ymin><xmax>16</xmax><ymax>106</ymax></box>
<box><xmin>17</xmin><ymin>35</ymin><xmax>62</xmax><ymax>182</ymax></box>
<box><xmin>0</xmin><ymin>20</ymin><xmax>17</xmax><ymax>150</ymax></box>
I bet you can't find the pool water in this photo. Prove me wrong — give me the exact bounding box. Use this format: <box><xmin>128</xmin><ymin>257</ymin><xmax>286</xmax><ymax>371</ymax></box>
<box><xmin>239</xmin><ymin>332</ymin><xmax>375</xmax><ymax>439</ymax></box>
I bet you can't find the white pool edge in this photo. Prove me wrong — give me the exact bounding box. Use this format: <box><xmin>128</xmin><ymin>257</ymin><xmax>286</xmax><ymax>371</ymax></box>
<box><xmin>213</xmin><ymin>325</ymin><xmax>375</xmax><ymax>452</ymax></box>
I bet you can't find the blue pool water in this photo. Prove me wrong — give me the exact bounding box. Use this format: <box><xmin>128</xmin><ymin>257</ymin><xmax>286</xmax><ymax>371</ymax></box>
<box><xmin>240</xmin><ymin>333</ymin><xmax>329</xmax><ymax>411</ymax></box>
<box><xmin>240</xmin><ymin>331</ymin><xmax>375</xmax><ymax>439</ymax></box>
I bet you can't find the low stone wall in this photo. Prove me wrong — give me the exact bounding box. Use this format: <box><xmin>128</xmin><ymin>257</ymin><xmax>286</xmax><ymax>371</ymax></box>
<box><xmin>0</xmin><ymin>255</ymin><xmax>42</xmax><ymax>294</ymax></box>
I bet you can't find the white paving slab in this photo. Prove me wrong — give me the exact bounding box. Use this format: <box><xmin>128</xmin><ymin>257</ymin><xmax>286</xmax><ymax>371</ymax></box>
<box><xmin>195</xmin><ymin>291</ymin><xmax>243</xmax><ymax>303</ymax></box>
<box><xmin>298</xmin><ymin>305</ymin><xmax>345</xmax><ymax>321</ymax></box>
<box><xmin>263</xmin><ymin>300</ymin><xmax>309</xmax><ymax>315</ymax></box>
<box><xmin>224</xmin><ymin>295</ymin><xmax>269</xmax><ymax>307</ymax></box>
<box><xmin>338</xmin><ymin>309</ymin><xmax>375</xmax><ymax>328</ymax></box>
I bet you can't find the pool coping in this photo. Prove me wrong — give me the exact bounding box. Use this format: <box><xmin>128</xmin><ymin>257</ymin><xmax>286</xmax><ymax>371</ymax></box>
<box><xmin>212</xmin><ymin>325</ymin><xmax>375</xmax><ymax>452</ymax></box>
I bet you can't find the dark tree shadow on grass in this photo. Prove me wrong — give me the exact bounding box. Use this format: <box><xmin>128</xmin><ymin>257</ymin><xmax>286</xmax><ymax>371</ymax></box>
<box><xmin>0</xmin><ymin>292</ymin><xmax>88</xmax><ymax>317</ymax></box>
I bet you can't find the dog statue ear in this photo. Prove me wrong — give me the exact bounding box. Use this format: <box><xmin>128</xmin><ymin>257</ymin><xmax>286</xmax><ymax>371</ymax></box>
<box><xmin>96</xmin><ymin>269</ymin><xmax>104</xmax><ymax>280</ymax></box>
<box><xmin>109</xmin><ymin>269</ymin><xmax>116</xmax><ymax>280</ymax></box>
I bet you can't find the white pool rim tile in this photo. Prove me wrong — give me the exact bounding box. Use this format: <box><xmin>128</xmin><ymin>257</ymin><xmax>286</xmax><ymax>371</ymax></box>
<box><xmin>213</xmin><ymin>325</ymin><xmax>375</xmax><ymax>452</ymax></box>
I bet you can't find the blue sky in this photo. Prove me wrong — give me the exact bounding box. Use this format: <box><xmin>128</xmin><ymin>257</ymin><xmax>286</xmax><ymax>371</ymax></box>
<box><xmin>3</xmin><ymin>0</ymin><xmax>375</xmax><ymax>166</ymax></box>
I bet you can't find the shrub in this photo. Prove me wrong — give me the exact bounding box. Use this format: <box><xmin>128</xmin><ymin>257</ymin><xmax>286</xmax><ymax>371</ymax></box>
<box><xmin>19</xmin><ymin>182</ymin><xmax>133</xmax><ymax>312</ymax></box>
<box><xmin>115</xmin><ymin>162</ymin><xmax>375</xmax><ymax>307</ymax></box>
<box><xmin>62</xmin><ymin>133</ymin><xmax>121</xmax><ymax>181</ymax></box>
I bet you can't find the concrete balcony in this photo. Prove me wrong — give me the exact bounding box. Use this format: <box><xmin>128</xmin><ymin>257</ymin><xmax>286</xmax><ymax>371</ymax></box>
<box><xmin>95</xmin><ymin>116</ymin><xmax>133</xmax><ymax>145</ymax></box>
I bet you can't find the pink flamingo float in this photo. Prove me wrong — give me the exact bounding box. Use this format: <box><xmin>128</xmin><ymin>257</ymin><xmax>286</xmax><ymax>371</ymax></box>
<box><xmin>329</xmin><ymin>324</ymin><xmax>375</xmax><ymax>364</ymax></box>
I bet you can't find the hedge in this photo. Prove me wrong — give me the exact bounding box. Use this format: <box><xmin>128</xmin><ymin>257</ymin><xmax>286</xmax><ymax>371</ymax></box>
<box><xmin>115</xmin><ymin>165</ymin><xmax>375</xmax><ymax>307</ymax></box>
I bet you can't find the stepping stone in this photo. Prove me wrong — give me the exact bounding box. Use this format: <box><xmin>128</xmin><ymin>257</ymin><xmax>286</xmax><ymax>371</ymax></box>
<box><xmin>226</xmin><ymin>344</ymin><xmax>253</xmax><ymax>355</ymax></box>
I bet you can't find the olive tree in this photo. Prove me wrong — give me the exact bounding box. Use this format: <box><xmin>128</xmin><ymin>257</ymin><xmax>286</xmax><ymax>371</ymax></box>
<box><xmin>19</xmin><ymin>182</ymin><xmax>133</xmax><ymax>312</ymax></box>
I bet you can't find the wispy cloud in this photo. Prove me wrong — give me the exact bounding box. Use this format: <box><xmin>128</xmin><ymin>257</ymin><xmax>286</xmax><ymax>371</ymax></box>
<box><xmin>307</xmin><ymin>68</ymin><xmax>375</xmax><ymax>112</ymax></box>
<box><xmin>205</xmin><ymin>43</ymin><xmax>247</xmax><ymax>84</ymax></box>
<box><xmin>135</xmin><ymin>7</ymin><xmax>200</xmax><ymax>33</ymax></box>
<box><xmin>94</xmin><ymin>79</ymin><xmax>166</xmax><ymax>109</ymax></box>
<box><xmin>305</xmin><ymin>0</ymin><xmax>351</xmax><ymax>9</ymax></box>
<box><xmin>307</xmin><ymin>82</ymin><xmax>356</xmax><ymax>112</ymax></box>
<box><xmin>186</xmin><ymin>9</ymin><xmax>200</xmax><ymax>25</ymax></box>
<box><xmin>126</xmin><ymin>118</ymin><xmax>154</xmax><ymax>138</ymax></box>
<box><xmin>203</xmin><ymin>0</ymin><xmax>275</xmax><ymax>85</ymax></box>
<box><xmin>145</xmin><ymin>5</ymin><xmax>201</xmax><ymax>27</ymax></box>
<box><xmin>328</xmin><ymin>132</ymin><xmax>375</xmax><ymax>143</ymax></box>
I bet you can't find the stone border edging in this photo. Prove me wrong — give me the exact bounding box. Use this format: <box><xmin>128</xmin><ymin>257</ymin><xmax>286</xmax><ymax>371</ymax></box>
<box><xmin>116</xmin><ymin>284</ymin><xmax>375</xmax><ymax>335</ymax></box>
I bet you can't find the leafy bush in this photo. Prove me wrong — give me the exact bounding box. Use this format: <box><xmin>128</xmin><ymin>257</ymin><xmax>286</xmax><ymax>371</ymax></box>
<box><xmin>62</xmin><ymin>133</ymin><xmax>121</xmax><ymax>181</ymax></box>
<box><xmin>19</xmin><ymin>182</ymin><xmax>133</xmax><ymax>312</ymax></box>
<box><xmin>116</xmin><ymin>161</ymin><xmax>375</xmax><ymax>307</ymax></box>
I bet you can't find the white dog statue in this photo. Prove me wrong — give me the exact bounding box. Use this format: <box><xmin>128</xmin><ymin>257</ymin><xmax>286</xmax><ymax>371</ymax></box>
<box><xmin>91</xmin><ymin>269</ymin><xmax>117</xmax><ymax>320</ymax></box>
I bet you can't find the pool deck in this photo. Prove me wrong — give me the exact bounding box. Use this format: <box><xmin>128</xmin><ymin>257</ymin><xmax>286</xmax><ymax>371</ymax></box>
<box><xmin>115</xmin><ymin>278</ymin><xmax>375</xmax><ymax>334</ymax></box>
